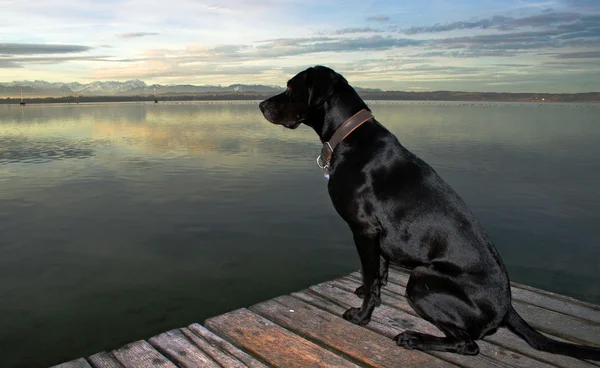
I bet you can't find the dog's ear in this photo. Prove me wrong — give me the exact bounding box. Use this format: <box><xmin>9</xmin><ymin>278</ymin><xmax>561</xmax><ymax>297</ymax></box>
<box><xmin>306</xmin><ymin>66</ymin><xmax>347</xmax><ymax>108</ymax></box>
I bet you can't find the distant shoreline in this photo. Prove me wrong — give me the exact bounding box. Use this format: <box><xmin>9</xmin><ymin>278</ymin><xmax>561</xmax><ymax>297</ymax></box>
<box><xmin>2</xmin><ymin>91</ymin><xmax>600</xmax><ymax>104</ymax></box>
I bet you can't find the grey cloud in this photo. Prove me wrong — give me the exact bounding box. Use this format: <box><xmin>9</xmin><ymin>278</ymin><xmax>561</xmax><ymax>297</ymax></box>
<box><xmin>405</xmin><ymin>16</ymin><xmax>511</xmax><ymax>34</ymax></box>
<box><xmin>437</xmin><ymin>30</ymin><xmax>562</xmax><ymax>46</ymax></box>
<box><xmin>390</xmin><ymin>65</ymin><xmax>485</xmax><ymax>75</ymax></box>
<box><xmin>431</xmin><ymin>25</ymin><xmax>600</xmax><ymax>53</ymax></box>
<box><xmin>511</xmin><ymin>12</ymin><xmax>582</xmax><ymax>28</ymax></box>
<box><xmin>0</xmin><ymin>60</ymin><xmax>22</xmax><ymax>68</ymax></box>
<box><xmin>256</xmin><ymin>37</ymin><xmax>333</xmax><ymax>46</ymax></box>
<box><xmin>118</xmin><ymin>32</ymin><xmax>160</xmax><ymax>39</ymax></box>
<box><xmin>554</xmin><ymin>51</ymin><xmax>600</xmax><ymax>58</ymax></box>
<box><xmin>210</xmin><ymin>45</ymin><xmax>251</xmax><ymax>54</ymax></box>
<box><xmin>7</xmin><ymin>55</ymin><xmax>114</xmax><ymax>64</ymax></box>
<box><xmin>366</xmin><ymin>15</ymin><xmax>390</xmax><ymax>23</ymax></box>
<box><xmin>0</xmin><ymin>55</ymin><xmax>144</xmax><ymax>68</ymax></box>
<box><xmin>562</xmin><ymin>0</ymin><xmax>600</xmax><ymax>10</ymax></box>
<box><xmin>405</xmin><ymin>13</ymin><xmax>587</xmax><ymax>34</ymax></box>
<box><xmin>332</xmin><ymin>27</ymin><xmax>385</xmax><ymax>35</ymax></box>
<box><xmin>0</xmin><ymin>43</ymin><xmax>92</xmax><ymax>55</ymax></box>
<box><xmin>332</xmin><ymin>12</ymin><xmax>599</xmax><ymax>36</ymax></box>
<box><xmin>493</xmin><ymin>63</ymin><xmax>534</xmax><ymax>67</ymax></box>
<box><xmin>255</xmin><ymin>36</ymin><xmax>424</xmax><ymax>58</ymax></box>
<box><xmin>321</xmin><ymin>12</ymin><xmax>600</xmax><ymax>61</ymax></box>
<box><xmin>418</xmin><ymin>50</ymin><xmax>518</xmax><ymax>58</ymax></box>
<box><xmin>543</xmin><ymin>60</ymin><xmax>600</xmax><ymax>67</ymax></box>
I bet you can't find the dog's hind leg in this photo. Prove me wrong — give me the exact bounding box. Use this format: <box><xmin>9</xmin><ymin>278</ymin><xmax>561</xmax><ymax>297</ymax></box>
<box><xmin>343</xmin><ymin>232</ymin><xmax>381</xmax><ymax>325</ymax></box>
<box><xmin>394</xmin><ymin>266</ymin><xmax>485</xmax><ymax>355</ymax></box>
<box><xmin>354</xmin><ymin>256</ymin><xmax>388</xmax><ymax>302</ymax></box>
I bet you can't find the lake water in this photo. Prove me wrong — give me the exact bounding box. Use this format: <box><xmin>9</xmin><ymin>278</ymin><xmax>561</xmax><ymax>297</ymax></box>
<box><xmin>1</xmin><ymin>101</ymin><xmax>599</xmax><ymax>367</ymax></box>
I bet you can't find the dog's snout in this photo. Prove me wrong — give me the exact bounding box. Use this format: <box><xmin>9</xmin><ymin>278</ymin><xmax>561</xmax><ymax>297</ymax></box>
<box><xmin>259</xmin><ymin>101</ymin><xmax>266</xmax><ymax>113</ymax></box>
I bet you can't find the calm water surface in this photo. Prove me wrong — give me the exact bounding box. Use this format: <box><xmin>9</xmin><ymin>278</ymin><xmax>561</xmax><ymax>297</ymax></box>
<box><xmin>1</xmin><ymin>101</ymin><xmax>599</xmax><ymax>367</ymax></box>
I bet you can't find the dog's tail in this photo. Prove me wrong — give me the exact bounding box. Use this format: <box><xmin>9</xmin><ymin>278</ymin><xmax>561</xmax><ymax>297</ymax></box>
<box><xmin>504</xmin><ymin>306</ymin><xmax>600</xmax><ymax>360</ymax></box>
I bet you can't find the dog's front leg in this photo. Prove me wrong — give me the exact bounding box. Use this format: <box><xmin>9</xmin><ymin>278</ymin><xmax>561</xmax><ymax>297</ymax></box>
<box><xmin>343</xmin><ymin>232</ymin><xmax>380</xmax><ymax>326</ymax></box>
<box><xmin>354</xmin><ymin>256</ymin><xmax>388</xmax><ymax>302</ymax></box>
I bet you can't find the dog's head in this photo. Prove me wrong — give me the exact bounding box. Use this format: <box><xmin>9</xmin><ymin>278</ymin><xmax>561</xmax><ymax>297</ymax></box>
<box><xmin>259</xmin><ymin>65</ymin><xmax>347</xmax><ymax>129</ymax></box>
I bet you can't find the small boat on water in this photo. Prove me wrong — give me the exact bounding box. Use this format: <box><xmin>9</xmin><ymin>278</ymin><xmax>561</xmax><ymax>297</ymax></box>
<box><xmin>19</xmin><ymin>88</ymin><xmax>26</xmax><ymax>105</ymax></box>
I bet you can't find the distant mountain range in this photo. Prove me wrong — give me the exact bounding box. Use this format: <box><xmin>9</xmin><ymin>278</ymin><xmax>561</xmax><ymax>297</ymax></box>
<box><xmin>0</xmin><ymin>79</ymin><xmax>382</xmax><ymax>97</ymax></box>
<box><xmin>1</xmin><ymin>79</ymin><xmax>598</xmax><ymax>103</ymax></box>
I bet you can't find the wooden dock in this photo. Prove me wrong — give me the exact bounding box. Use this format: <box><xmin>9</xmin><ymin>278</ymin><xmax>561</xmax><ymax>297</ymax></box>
<box><xmin>53</xmin><ymin>265</ymin><xmax>600</xmax><ymax>368</ymax></box>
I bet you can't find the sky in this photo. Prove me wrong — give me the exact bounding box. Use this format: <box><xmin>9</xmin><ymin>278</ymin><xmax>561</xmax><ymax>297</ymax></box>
<box><xmin>1</xmin><ymin>0</ymin><xmax>599</xmax><ymax>92</ymax></box>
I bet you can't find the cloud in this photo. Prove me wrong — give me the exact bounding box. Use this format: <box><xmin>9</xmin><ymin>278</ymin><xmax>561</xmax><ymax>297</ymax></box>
<box><xmin>405</xmin><ymin>16</ymin><xmax>510</xmax><ymax>34</ymax></box>
<box><xmin>542</xmin><ymin>60</ymin><xmax>600</xmax><ymax>67</ymax></box>
<box><xmin>118</xmin><ymin>32</ymin><xmax>160</xmax><ymax>39</ymax></box>
<box><xmin>562</xmin><ymin>0</ymin><xmax>600</xmax><ymax>10</ymax></box>
<box><xmin>413</xmin><ymin>15</ymin><xmax>600</xmax><ymax>58</ymax></box>
<box><xmin>0</xmin><ymin>60</ymin><xmax>22</xmax><ymax>68</ymax></box>
<box><xmin>3</xmin><ymin>55</ymin><xmax>140</xmax><ymax>65</ymax></box>
<box><xmin>366</xmin><ymin>15</ymin><xmax>390</xmax><ymax>23</ymax></box>
<box><xmin>331</xmin><ymin>27</ymin><xmax>387</xmax><ymax>35</ymax></box>
<box><xmin>0</xmin><ymin>54</ymin><xmax>149</xmax><ymax>69</ymax></box>
<box><xmin>553</xmin><ymin>50</ymin><xmax>600</xmax><ymax>58</ymax></box>
<box><xmin>255</xmin><ymin>37</ymin><xmax>333</xmax><ymax>46</ymax></box>
<box><xmin>435</xmin><ymin>30</ymin><xmax>564</xmax><ymax>49</ymax></box>
<box><xmin>417</xmin><ymin>50</ymin><xmax>518</xmax><ymax>58</ymax></box>
<box><xmin>493</xmin><ymin>63</ymin><xmax>535</xmax><ymax>67</ymax></box>
<box><xmin>209</xmin><ymin>44</ymin><xmax>252</xmax><ymax>54</ymax></box>
<box><xmin>405</xmin><ymin>12</ymin><xmax>593</xmax><ymax>34</ymax></box>
<box><xmin>327</xmin><ymin>12</ymin><xmax>600</xmax><ymax>37</ymax></box>
<box><xmin>254</xmin><ymin>36</ymin><xmax>424</xmax><ymax>57</ymax></box>
<box><xmin>0</xmin><ymin>43</ymin><xmax>92</xmax><ymax>55</ymax></box>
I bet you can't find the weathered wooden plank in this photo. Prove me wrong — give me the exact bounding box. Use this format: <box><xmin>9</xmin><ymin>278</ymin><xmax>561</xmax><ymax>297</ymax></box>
<box><xmin>386</xmin><ymin>266</ymin><xmax>600</xmax><ymax>324</ymax></box>
<box><xmin>204</xmin><ymin>308</ymin><xmax>361</xmax><ymax>368</ymax></box>
<box><xmin>112</xmin><ymin>340</ymin><xmax>176</xmax><ymax>368</ymax></box>
<box><xmin>303</xmin><ymin>284</ymin><xmax>518</xmax><ymax>368</ymax></box>
<box><xmin>512</xmin><ymin>300</ymin><xmax>600</xmax><ymax>346</ymax></box>
<box><xmin>250</xmin><ymin>295</ymin><xmax>458</xmax><ymax>368</ymax></box>
<box><xmin>511</xmin><ymin>287</ymin><xmax>600</xmax><ymax>325</ymax></box>
<box><xmin>180</xmin><ymin>327</ymin><xmax>249</xmax><ymax>368</ymax></box>
<box><xmin>188</xmin><ymin>323</ymin><xmax>269</xmax><ymax>368</ymax></box>
<box><xmin>511</xmin><ymin>281</ymin><xmax>600</xmax><ymax>311</ymax></box>
<box><xmin>50</xmin><ymin>358</ymin><xmax>92</xmax><ymax>368</ymax></box>
<box><xmin>88</xmin><ymin>352</ymin><xmax>124</xmax><ymax>368</ymax></box>
<box><xmin>487</xmin><ymin>328</ymin><xmax>600</xmax><ymax>368</ymax></box>
<box><xmin>148</xmin><ymin>328</ymin><xmax>221</xmax><ymax>368</ymax></box>
<box><xmin>339</xmin><ymin>275</ymin><xmax>599</xmax><ymax>368</ymax></box>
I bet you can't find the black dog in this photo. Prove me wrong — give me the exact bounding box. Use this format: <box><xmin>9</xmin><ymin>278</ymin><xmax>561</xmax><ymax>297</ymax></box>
<box><xmin>259</xmin><ymin>65</ymin><xmax>600</xmax><ymax>360</ymax></box>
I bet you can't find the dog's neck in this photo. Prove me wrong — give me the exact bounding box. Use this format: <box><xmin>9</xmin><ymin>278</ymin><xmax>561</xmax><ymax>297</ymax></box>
<box><xmin>313</xmin><ymin>87</ymin><xmax>369</xmax><ymax>144</ymax></box>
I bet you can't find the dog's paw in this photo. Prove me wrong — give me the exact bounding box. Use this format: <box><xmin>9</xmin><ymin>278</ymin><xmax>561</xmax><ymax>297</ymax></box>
<box><xmin>393</xmin><ymin>331</ymin><xmax>422</xmax><ymax>350</ymax></box>
<box><xmin>342</xmin><ymin>307</ymin><xmax>370</xmax><ymax>326</ymax></box>
<box><xmin>354</xmin><ymin>285</ymin><xmax>365</xmax><ymax>299</ymax></box>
